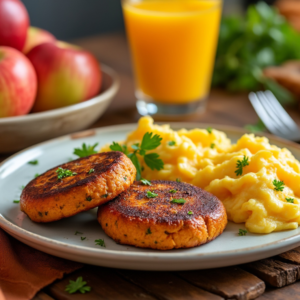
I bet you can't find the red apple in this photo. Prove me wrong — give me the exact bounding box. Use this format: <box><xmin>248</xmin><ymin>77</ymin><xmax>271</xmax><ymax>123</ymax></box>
<box><xmin>0</xmin><ymin>46</ymin><xmax>37</xmax><ymax>117</ymax></box>
<box><xmin>23</xmin><ymin>26</ymin><xmax>56</xmax><ymax>54</ymax></box>
<box><xmin>0</xmin><ymin>0</ymin><xmax>29</xmax><ymax>51</ymax></box>
<box><xmin>27</xmin><ymin>41</ymin><xmax>102</xmax><ymax>112</ymax></box>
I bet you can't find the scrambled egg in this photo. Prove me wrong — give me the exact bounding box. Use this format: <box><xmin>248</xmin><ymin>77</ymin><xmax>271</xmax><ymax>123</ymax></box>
<box><xmin>101</xmin><ymin>116</ymin><xmax>300</xmax><ymax>234</ymax></box>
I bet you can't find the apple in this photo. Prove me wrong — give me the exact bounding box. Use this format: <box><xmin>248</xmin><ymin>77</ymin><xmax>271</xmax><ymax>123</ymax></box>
<box><xmin>23</xmin><ymin>26</ymin><xmax>56</xmax><ymax>54</ymax></box>
<box><xmin>0</xmin><ymin>46</ymin><xmax>37</xmax><ymax>117</ymax></box>
<box><xmin>27</xmin><ymin>41</ymin><xmax>102</xmax><ymax>112</ymax></box>
<box><xmin>0</xmin><ymin>0</ymin><xmax>29</xmax><ymax>51</ymax></box>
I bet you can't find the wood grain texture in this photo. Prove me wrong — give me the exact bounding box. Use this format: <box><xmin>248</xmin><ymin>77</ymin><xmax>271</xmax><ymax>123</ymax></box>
<box><xmin>118</xmin><ymin>270</ymin><xmax>224</xmax><ymax>300</ymax></box>
<box><xmin>47</xmin><ymin>267</ymin><xmax>157</xmax><ymax>300</ymax></box>
<box><xmin>178</xmin><ymin>267</ymin><xmax>265</xmax><ymax>300</ymax></box>
<box><xmin>278</xmin><ymin>247</ymin><xmax>300</xmax><ymax>265</ymax></box>
<box><xmin>243</xmin><ymin>259</ymin><xmax>300</xmax><ymax>287</ymax></box>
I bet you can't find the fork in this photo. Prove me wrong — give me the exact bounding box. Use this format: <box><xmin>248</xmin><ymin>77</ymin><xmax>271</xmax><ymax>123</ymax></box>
<box><xmin>248</xmin><ymin>90</ymin><xmax>300</xmax><ymax>142</ymax></box>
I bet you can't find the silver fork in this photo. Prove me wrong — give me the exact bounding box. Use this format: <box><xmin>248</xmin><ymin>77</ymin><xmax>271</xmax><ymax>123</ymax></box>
<box><xmin>248</xmin><ymin>90</ymin><xmax>300</xmax><ymax>142</ymax></box>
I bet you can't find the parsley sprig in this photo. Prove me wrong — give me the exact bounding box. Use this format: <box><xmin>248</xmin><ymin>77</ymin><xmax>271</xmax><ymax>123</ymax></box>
<box><xmin>28</xmin><ymin>160</ymin><xmax>38</xmax><ymax>165</ymax></box>
<box><xmin>141</xmin><ymin>179</ymin><xmax>151</xmax><ymax>186</ymax></box>
<box><xmin>65</xmin><ymin>277</ymin><xmax>91</xmax><ymax>294</ymax></box>
<box><xmin>238</xmin><ymin>229</ymin><xmax>247</xmax><ymax>236</ymax></box>
<box><xmin>170</xmin><ymin>198</ymin><xmax>186</xmax><ymax>204</ymax></box>
<box><xmin>73</xmin><ymin>143</ymin><xmax>98</xmax><ymax>158</ymax></box>
<box><xmin>286</xmin><ymin>198</ymin><xmax>294</xmax><ymax>203</ymax></box>
<box><xmin>146</xmin><ymin>190</ymin><xmax>158</xmax><ymax>198</ymax></box>
<box><xmin>110</xmin><ymin>132</ymin><xmax>164</xmax><ymax>180</ymax></box>
<box><xmin>56</xmin><ymin>167</ymin><xmax>77</xmax><ymax>180</ymax></box>
<box><xmin>273</xmin><ymin>179</ymin><xmax>285</xmax><ymax>192</ymax></box>
<box><xmin>235</xmin><ymin>156</ymin><xmax>249</xmax><ymax>176</ymax></box>
<box><xmin>95</xmin><ymin>239</ymin><xmax>106</xmax><ymax>247</ymax></box>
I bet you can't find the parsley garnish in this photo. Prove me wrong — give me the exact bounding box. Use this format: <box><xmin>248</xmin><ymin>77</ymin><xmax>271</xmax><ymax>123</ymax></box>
<box><xmin>188</xmin><ymin>211</ymin><xmax>193</xmax><ymax>215</ymax></box>
<box><xmin>13</xmin><ymin>200</ymin><xmax>20</xmax><ymax>203</ymax></box>
<box><xmin>73</xmin><ymin>143</ymin><xmax>98</xmax><ymax>158</ymax></box>
<box><xmin>124</xmin><ymin>176</ymin><xmax>127</xmax><ymax>181</ymax></box>
<box><xmin>286</xmin><ymin>197</ymin><xmax>294</xmax><ymax>203</ymax></box>
<box><xmin>170</xmin><ymin>198</ymin><xmax>186</xmax><ymax>204</ymax></box>
<box><xmin>86</xmin><ymin>196</ymin><xmax>92</xmax><ymax>201</ymax></box>
<box><xmin>176</xmin><ymin>178</ymin><xmax>181</xmax><ymax>183</ymax></box>
<box><xmin>273</xmin><ymin>179</ymin><xmax>285</xmax><ymax>191</ymax></box>
<box><xmin>88</xmin><ymin>168</ymin><xmax>95</xmax><ymax>174</ymax></box>
<box><xmin>101</xmin><ymin>194</ymin><xmax>108</xmax><ymax>198</ymax></box>
<box><xmin>109</xmin><ymin>132</ymin><xmax>163</xmax><ymax>180</ymax></box>
<box><xmin>75</xmin><ymin>231</ymin><xmax>83</xmax><ymax>235</ymax></box>
<box><xmin>56</xmin><ymin>167</ymin><xmax>77</xmax><ymax>180</ymax></box>
<box><xmin>28</xmin><ymin>160</ymin><xmax>38</xmax><ymax>165</ymax></box>
<box><xmin>210</xmin><ymin>143</ymin><xmax>215</xmax><ymax>149</ymax></box>
<box><xmin>146</xmin><ymin>190</ymin><xmax>158</xmax><ymax>198</ymax></box>
<box><xmin>141</xmin><ymin>179</ymin><xmax>151</xmax><ymax>186</ymax></box>
<box><xmin>168</xmin><ymin>141</ymin><xmax>176</xmax><ymax>146</ymax></box>
<box><xmin>81</xmin><ymin>237</ymin><xmax>86</xmax><ymax>241</ymax></box>
<box><xmin>245</xmin><ymin>120</ymin><xmax>266</xmax><ymax>133</ymax></box>
<box><xmin>65</xmin><ymin>277</ymin><xmax>91</xmax><ymax>294</ymax></box>
<box><xmin>146</xmin><ymin>228</ymin><xmax>152</xmax><ymax>235</ymax></box>
<box><xmin>20</xmin><ymin>185</ymin><xmax>25</xmax><ymax>190</ymax></box>
<box><xmin>95</xmin><ymin>239</ymin><xmax>105</xmax><ymax>247</ymax></box>
<box><xmin>169</xmin><ymin>189</ymin><xmax>177</xmax><ymax>194</ymax></box>
<box><xmin>207</xmin><ymin>127</ymin><xmax>213</xmax><ymax>134</ymax></box>
<box><xmin>238</xmin><ymin>229</ymin><xmax>247</xmax><ymax>236</ymax></box>
<box><xmin>34</xmin><ymin>173</ymin><xmax>40</xmax><ymax>178</ymax></box>
<box><xmin>235</xmin><ymin>156</ymin><xmax>249</xmax><ymax>176</ymax></box>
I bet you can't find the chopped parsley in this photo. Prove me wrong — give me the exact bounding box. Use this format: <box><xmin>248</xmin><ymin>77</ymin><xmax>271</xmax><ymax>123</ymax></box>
<box><xmin>110</xmin><ymin>132</ymin><xmax>163</xmax><ymax>180</ymax></box>
<box><xmin>101</xmin><ymin>194</ymin><xmax>108</xmax><ymax>198</ymax></box>
<box><xmin>20</xmin><ymin>185</ymin><xmax>25</xmax><ymax>190</ymax></box>
<box><xmin>86</xmin><ymin>196</ymin><xmax>92</xmax><ymax>201</ymax></box>
<box><xmin>286</xmin><ymin>197</ymin><xmax>294</xmax><ymax>203</ymax></box>
<box><xmin>81</xmin><ymin>237</ymin><xmax>86</xmax><ymax>241</ymax></box>
<box><xmin>169</xmin><ymin>189</ymin><xmax>177</xmax><ymax>194</ymax></box>
<box><xmin>273</xmin><ymin>179</ymin><xmax>285</xmax><ymax>192</ymax></box>
<box><xmin>210</xmin><ymin>143</ymin><xmax>215</xmax><ymax>149</ymax></box>
<box><xmin>13</xmin><ymin>200</ymin><xmax>20</xmax><ymax>204</ymax></box>
<box><xmin>56</xmin><ymin>167</ymin><xmax>77</xmax><ymax>180</ymax></box>
<box><xmin>141</xmin><ymin>178</ymin><xmax>151</xmax><ymax>186</ymax></box>
<box><xmin>168</xmin><ymin>141</ymin><xmax>176</xmax><ymax>146</ymax></box>
<box><xmin>124</xmin><ymin>176</ymin><xmax>127</xmax><ymax>181</ymax></box>
<box><xmin>238</xmin><ymin>229</ymin><xmax>247</xmax><ymax>236</ymax></box>
<box><xmin>65</xmin><ymin>276</ymin><xmax>91</xmax><ymax>294</ymax></box>
<box><xmin>207</xmin><ymin>127</ymin><xmax>213</xmax><ymax>134</ymax></box>
<box><xmin>73</xmin><ymin>143</ymin><xmax>98</xmax><ymax>158</ymax></box>
<box><xmin>75</xmin><ymin>231</ymin><xmax>83</xmax><ymax>235</ymax></box>
<box><xmin>176</xmin><ymin>178</ymin><xmax>181</xmax><ymax>183</ymax></box>
<box><xmin>146</xmin><ymin>228</ymin><xmax>152</xmax><ymax>235</ymax></box>
<box><xmin>95</xmin><ymin>239</ymin><xmax>105</xmax><ymax>247</ymax></box>
<box><xmin>34</xmin><ymin>173</ymin><xmax>40</xmax><ymax>178</ymax></box>
<box><xmin>28</xmin><ymin>160</ymin><xmax>38</xmax><ymax>165</ymax></box>
<box><xmin>235</xmin><ymin>156</ymin><xmax>249</xmax><ymax>176</ymax></box>
<box><xmin>146</xmin><ymin>190</ymin><xmax>158</xmax><ymax>198</ymax></box>
<box><xmin>188</xmin><ymin>211</ymin><xmax>193</xmax><ymax>215</ymax></box>
<box><xmin>88</xmin><ymin>168</ymin><xmax>95</xmax><ymax>174</ymax></box>
<box><xmin>170</xmin><ymin>198</ymin><xmax>186</xmax><ymax>204</ymax></box>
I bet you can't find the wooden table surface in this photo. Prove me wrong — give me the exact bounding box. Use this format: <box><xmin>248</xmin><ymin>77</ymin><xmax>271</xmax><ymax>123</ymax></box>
<box><xmin>3</xmin><ymin>32</ymin><xmax>300</xmax><ymax>300</ymax></box>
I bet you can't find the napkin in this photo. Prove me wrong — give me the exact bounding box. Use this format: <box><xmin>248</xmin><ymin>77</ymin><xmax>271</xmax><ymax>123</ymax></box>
<box><xmin>0</xmin><ymin>228</ymin><xmax>83</xmax><ymax>300</ymax></box>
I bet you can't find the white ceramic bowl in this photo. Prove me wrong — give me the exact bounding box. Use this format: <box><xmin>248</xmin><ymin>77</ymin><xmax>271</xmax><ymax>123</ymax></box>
<box><xmin>0</xmin><ymin>64</ymin><xmax>119</xmax><ymax>153</ymax></box>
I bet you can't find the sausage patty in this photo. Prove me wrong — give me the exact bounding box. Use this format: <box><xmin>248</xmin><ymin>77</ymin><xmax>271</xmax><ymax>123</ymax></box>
<box><xmin>21</xmin><ymin>151</ymin><xmax>136</xmax><ymax>222</ymax></box>
<box><xmin>97</xmin><ymin>180</ymin><xmax>227</xmax><ymax>250</ymax></box>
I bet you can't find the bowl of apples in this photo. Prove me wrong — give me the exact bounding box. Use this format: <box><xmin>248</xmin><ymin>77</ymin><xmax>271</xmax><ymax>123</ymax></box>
<box><xmin>0</xmin><ymin>0</ymin><xmax>119</xmax><ymax>153</ymax></box>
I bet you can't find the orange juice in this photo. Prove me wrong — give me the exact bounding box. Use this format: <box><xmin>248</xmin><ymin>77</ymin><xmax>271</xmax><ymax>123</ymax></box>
<box><xmin>122</xmin><ymin>0</ymin><xmax>222</xmax><ymax>105</ymax></box>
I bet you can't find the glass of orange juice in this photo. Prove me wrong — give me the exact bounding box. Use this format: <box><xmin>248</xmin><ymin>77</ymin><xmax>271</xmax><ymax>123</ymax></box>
<box><xmin>122</xmin><ymin>0</ymin><xmax>222</xmax><ymax>119</ymax></box>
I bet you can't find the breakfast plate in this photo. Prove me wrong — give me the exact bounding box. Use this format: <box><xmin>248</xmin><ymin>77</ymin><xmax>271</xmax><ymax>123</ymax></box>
<box><xmin>1</xmin><ymin>123</ymin><xmax>300</xmax><ymax>271</ymax></box>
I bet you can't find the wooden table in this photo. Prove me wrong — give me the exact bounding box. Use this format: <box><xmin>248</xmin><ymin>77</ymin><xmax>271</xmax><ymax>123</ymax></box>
<box><xmin>3</xmin><ymin>32</ymin><xmax>300</xmax><ymax>300</ymax></box>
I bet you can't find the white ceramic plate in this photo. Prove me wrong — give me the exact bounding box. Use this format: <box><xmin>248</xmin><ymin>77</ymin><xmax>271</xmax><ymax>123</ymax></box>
<box><xmin>1</xmin><ymin>123</ymin><xmax>300</xmax><ymax>271</ymax></box>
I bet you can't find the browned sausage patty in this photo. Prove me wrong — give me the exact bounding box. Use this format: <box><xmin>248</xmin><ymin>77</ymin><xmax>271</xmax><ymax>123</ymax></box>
<box><xmin>21</xmin><ymin>151</ymin><xmax>136</xmax><ymax>222</ymax></box>
<box><xmin>97</xmin><ymin>180</ymin><xmax>227</xmax><ymax>250</ymax></box>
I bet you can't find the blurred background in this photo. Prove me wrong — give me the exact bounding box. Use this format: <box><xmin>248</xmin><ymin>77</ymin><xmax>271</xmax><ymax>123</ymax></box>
<box><xmin>22</xmin><ymin>0</ymin><xmax>276</xmax><ymax>40</ymax></box>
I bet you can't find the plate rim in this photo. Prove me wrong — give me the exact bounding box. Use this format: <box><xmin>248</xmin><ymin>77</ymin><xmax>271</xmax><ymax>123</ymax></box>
<box><xmin>1</xmin><ymin>122</ymin><xmax>300</xmax><ymax>265</ymax></box>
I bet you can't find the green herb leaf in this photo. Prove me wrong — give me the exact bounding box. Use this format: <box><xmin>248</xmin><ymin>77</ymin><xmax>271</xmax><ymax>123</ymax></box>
<box><xmin>146</xmin><ymin>190</ymin><xmax>158</xmax><ymax>198</ymax></box>
<box><xmin>207</xmin><ymin>127</ymin><xmax>212</xmax><ymax>134</ymax></box>
<box><xmin>188</xmin><ymin>211</ymin><xmax>193</xmax><ymax>215</ymax></box>
<box><xmin>13</xmin><ymin>200</ymin><xmax>20</xmax><ymax>204</ymax></box>
<box><xmin>169</xmin><ymin>189</ymin><xmax>177</xmax><ymax>194</ymax></box>
<box><xmin>146</xmin><ymin>228</ymin><xmax>152</xmax><ymax>235</ymax></box>
<box><xmin>56</xmin><ymin>167</ymin><xmax>77</xmax><ymax>180</ymax></box>
<box><xmin>75</xmin><ymin>231</ymin><xmax>83</xmax><ymax>235</ymax></box>
<box><xmin>65</xmin><ymin>276</ymin><xmax>91</xmax><ymax>294</ymax></box>
<box><xmin>245</xmin><ymin>120</ymin><xmax>266</xmax><ymax>133</ymax></box>
<box><xmin>124</xmin><ymin>176</ymin><xmax>127</xmax><ymax>181</ymax></box>
<box><xmin>210</xmin><ymin>143</ymin><xmax>215</xmax><ymax>149</ymax></box>
<box><xmin>141</xmin><ymin>179</ymin><xmax>151</xmax><ymax>186</ymax></box>
<box><xmin>81</xmin><ymin>237</ymin><xmax>86</xmax><ymax>241</ymax></box>
<box><xmin>34</xmin><ymin>173</ymin><xmax>40</xmax><ymax>178</ymax></box>
<box><xmin>144</xmin><ymin>153</ymin><xmax>164</xmax><ymax>171</ymax></box>
<box><xmin>110</xmin><ymin>142</ymin><xmax>123</xmax><ymax>152</ymax></box>
<box><xmin>128</xmin><ymin>153</ymin><xmax>142</xmax><ymax>180</ymax></box>
<box><xmin>88</xmin><ymin>168</ymin><xmax>95</xmax><ymax>174</ymax></box>
<box><xmin>140</xmin><ymin>132</ymin><xmax>162</xmax><ymax>151</ymax></box>
<box><xmin>235</xmin><ymin>156</ymin><xmax>249</xmax><ymax>176</ymax></box>
<box><xmin>86</xmin><ymin>196</ymin><xmax>92</xmax><ymax>201</ymax></box>
<box><xmin>168</xmin><ymin>141</ymin><xmax>176</xmax><ymax>146</ymax></box>
<box><xmin>273</xmin><ymin>179</ymin><xmax>285</xmax><ymax>192</ymax></box>
<box><xmin>101</xmin><ymin>194</ymin><xmax>108</xmax><ymax>198</ymax></box>
<box><xmin>176</xmin><ymin>178</ymin><xmax>181</xmax><ymax>183</ymax></box>
<box><xmin>73</xmin><ymin>143</ymin><xmax>98</xmax><ymax>158</ymax></box>
<box><xmin>95</xmin><ymin>239</ymin><xmax>106</xmax><ymax>247</ymax></box>
<box><xmin>20</xmin><ymin>185</ymin><xmax>25</xmax><ymax>190</ymax></box>
<box><xmin>28</xmin><ymin>160</ymin><xmax>38</xmax><ymax>165</ymax></box>
<box><xmin>238</xmin><ymin>229</ymin><xmax>247</xmax><ymax>236</ymax></box>
<box><xmin>170</xmin><ymin>198</ymin><xmax>186</xmax><ymax>204</ymax></box>
<box><xmin>286</xmin><ymin>197</ymin><xmax>294</xmax><ymax>203</ymax></box>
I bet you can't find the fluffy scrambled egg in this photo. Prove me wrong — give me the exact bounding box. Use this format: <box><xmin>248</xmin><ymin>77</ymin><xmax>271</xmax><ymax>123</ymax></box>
<box><xmin>101</xmin><ymin>116</ymin><xmax>300</xmax><ymax>234</ymax></box>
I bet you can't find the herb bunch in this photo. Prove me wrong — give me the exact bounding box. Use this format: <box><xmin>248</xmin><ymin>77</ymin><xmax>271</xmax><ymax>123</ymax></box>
<box><xmin>213</xmin><ymin>2</ymin><xmax>300</xmax><ymax>104</ymax></box>
<box><xmin>110</xmin><ymin>132</ymin><xmax>164</xmax><ymax>180</ymax></box>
